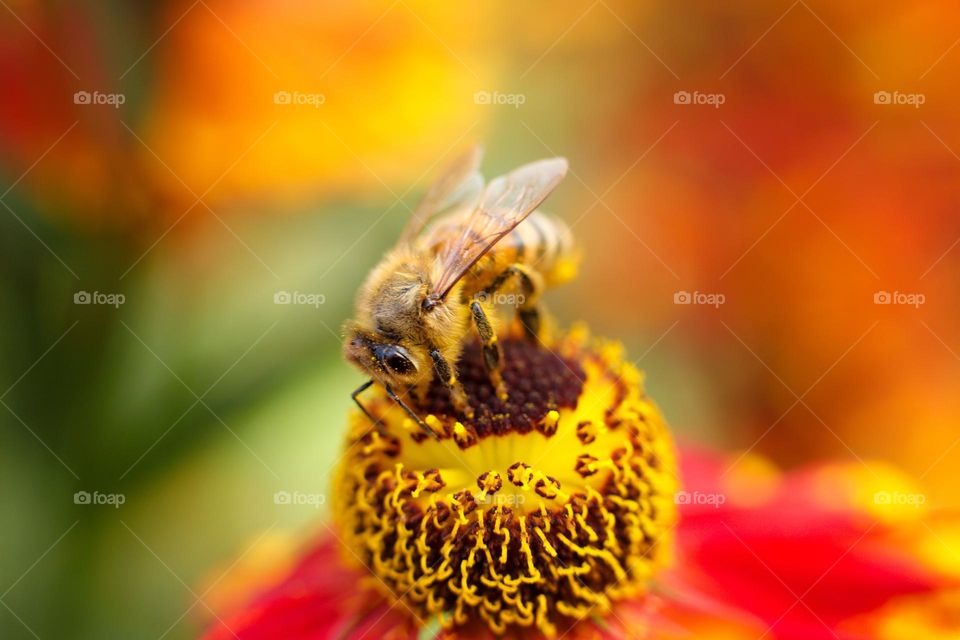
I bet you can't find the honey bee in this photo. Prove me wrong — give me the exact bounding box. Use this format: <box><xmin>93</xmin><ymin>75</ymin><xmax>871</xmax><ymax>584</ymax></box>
<box><xmin>343</xmin><ymin>146</ymin><xmax>578</xmax><ymax>436</ymax></box>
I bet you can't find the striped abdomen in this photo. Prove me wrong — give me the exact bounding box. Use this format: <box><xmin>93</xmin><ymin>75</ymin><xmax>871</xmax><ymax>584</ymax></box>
<box><xmin>459</xmin><ymin>210</ymin><xmax>578</xmax><ymax>296</ymax></box>
<box><xmin>494</xmin><ymin>211</ymin><xmax>576</xmax><ymax>281</ymax></box>
<box><xmin>418</xmin><ymin>209</ymin><xmax>579</xmax><ymax>298</ymax></box>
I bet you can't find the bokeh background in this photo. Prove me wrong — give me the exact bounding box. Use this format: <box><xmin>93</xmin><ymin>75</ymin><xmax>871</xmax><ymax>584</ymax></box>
<box><xmin>3</xmin><ymin>1</ymin><xmax>960</xmax><ymax>638</ymax></box>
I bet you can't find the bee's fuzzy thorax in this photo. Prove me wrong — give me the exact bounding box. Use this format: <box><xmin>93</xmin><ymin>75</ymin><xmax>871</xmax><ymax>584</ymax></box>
<box><xmin>332</xmin><ymin>324</ymin><xmax>679</xmax><ymax>637</ymax></box>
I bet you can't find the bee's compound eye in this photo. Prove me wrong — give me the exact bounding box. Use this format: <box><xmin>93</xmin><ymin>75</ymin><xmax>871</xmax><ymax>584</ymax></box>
<box><xmin>383</xmin><ymin>347</ymin><xmax>415</xmax><ymax>375</ymax></box>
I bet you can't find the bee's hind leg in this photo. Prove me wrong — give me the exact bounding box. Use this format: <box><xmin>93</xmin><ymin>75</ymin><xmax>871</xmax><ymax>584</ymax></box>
<box><xmin>429</xmin><ymin>348</ymin><xmax>474</xmax><ymax>419</ymax></box>
<box><xmin>517</xmin><ymin>306</ymin><xmax>542</xmax><ymax>341</ymax></box>
<box><xmin>485</xmin><ymin>263</ymin><xmax>544</xmax><ymax>341</ymax></box>
<box><xmin>469</xmin><ymin>299</ymin><xmax>508</xmax><ymax>401</ymax></box>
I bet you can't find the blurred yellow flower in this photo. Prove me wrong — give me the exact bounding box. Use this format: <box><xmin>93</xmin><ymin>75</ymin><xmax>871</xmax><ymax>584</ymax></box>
<box><xmin>144</xmin><ymin>0</ymin><xmax>495</xmax><ymax>211</ymax></box>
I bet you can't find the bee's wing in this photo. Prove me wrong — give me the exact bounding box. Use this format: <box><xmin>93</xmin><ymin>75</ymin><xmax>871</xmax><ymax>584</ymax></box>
<box><xmin>432</xmin><ymin>157</ymin><xmax>568</xmax><ymax>299</ymax></box>
<box><xmin>397</xmin><ymin>145</ymin><xmax>485</xmax><ymax>245</ymax></box>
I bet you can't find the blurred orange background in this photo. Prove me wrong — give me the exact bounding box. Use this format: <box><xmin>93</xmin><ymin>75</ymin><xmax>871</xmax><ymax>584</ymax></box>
<box><xmin>2</xmin><ymin>1</ymin><xmax>959</xmax><ymax>638</ymax></box>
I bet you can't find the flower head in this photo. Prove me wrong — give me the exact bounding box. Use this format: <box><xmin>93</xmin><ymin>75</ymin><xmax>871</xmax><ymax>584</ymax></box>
<box><xmin>332</xmin><ymin>326</ymin><xmax>679</xmax><ymax>636</ymax></box>
<box><xmin>201</xmin><ymin>325</ymin><xmax>960</xmax><ymax>640</ymax></box>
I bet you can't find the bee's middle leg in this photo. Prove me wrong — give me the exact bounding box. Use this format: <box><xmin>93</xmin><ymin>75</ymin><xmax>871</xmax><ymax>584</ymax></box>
<box><xmin>486</xmin><ymin>263</ymin><xmax>544</xmax><ymax>340</ymax></box>
<box><xmin>429</xmin><ymin>348</ymin><xmax>474</xmax><ymax>419</ymax></box>
<box><xmin>469</xmin><ymin>298</ymin><xmax>507</xmax><ymax>400</ymax></box>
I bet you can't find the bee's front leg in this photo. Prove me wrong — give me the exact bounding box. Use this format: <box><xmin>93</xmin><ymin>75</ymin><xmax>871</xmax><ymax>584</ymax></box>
<box><xmin>351</xmin><ymin>379</ymin><xmax>380</xmax><ymax>427</ymax></box>
<box><xmin>384</xmin><ymin>384</ymin><xmax>440</xmax><ymax>439</ymax></box>
<box><xmin>469</xmin><ymin>298</ymin><xmax>508</xmax><ymax>401</ymax></box>
<box><xmin>429</xmin><ymin>348</ymin><xmax>474</xmax><ymax>419</ymax></box>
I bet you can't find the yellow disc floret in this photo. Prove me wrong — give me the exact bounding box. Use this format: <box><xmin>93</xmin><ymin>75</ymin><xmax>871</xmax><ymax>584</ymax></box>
<box><xmin>332</xmin><ymin>324</ymin><xmax>679</xmax><ymax>637</ymax></box>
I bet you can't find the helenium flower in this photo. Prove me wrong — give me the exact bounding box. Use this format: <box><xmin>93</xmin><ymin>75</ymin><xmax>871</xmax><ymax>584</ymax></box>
<box><xmin>201</xmin><ymin>326</ymin><xmax>960</xmax><ymax>639</ymax></box>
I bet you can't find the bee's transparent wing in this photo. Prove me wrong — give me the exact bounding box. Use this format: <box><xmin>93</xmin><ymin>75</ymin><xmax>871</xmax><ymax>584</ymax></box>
<box><xmin>432</xmin><ymin>157</ymin><xmax>568</xmax><ymax>299</ymax></box>
<box><xmin>397</xmin><ymin>145</ymin><xmax>485</xmax><ymax>245</ymax></box>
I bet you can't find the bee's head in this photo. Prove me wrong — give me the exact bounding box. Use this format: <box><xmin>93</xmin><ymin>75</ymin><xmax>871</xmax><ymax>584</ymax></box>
<box><xmin>343</xmin><ymin>324</ymin><xmax>423</xmax><ymax>386</ymax></box>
